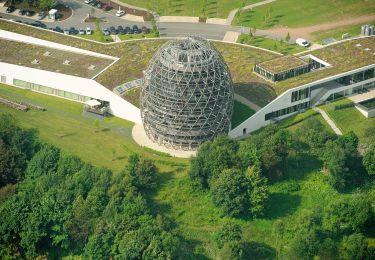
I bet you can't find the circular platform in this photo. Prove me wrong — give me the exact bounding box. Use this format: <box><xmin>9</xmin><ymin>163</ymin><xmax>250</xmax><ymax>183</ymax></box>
<box><xmin>131</xmin><ymin>124</ymin><xmax>197</xmax><ymax>158</ymax></box>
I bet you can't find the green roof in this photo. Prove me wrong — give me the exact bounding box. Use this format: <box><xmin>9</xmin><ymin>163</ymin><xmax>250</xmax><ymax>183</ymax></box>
<box><xmin>268</xmin><ymin>36</ymin><xmax>375</xmax><ymax>95</ymax></box>
<box><xmin>257</xmin><ymin>55</ymin><xmax>308</xmax><ymax>74</ymax></box>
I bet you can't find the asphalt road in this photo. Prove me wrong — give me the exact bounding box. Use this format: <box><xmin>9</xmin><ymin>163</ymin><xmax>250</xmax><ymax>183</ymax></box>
<box><xmin>0</xmin><ymin>0</ymin><xmax>239</xmax><ymax>40</ymax></box>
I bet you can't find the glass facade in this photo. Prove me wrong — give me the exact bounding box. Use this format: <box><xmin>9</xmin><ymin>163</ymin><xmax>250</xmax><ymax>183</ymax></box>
<box><xmin>291</xmin><ymin>88</ymin><xmax>310</xmax><ymax>102</ymax></box>
<box><xmin>13</xmin><ymin>79</ymin><xmax>91</xmax><ymax>102</ymax></box>
<box><xmin>265</xmin><ymin>101</ymin><xmax>310</xmax><ymax>121</ymax></box>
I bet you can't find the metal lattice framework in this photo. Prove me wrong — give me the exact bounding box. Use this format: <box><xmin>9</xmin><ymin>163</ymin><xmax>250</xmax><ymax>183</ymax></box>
<box><xmin>141</xmin><ymin>36</ymin><xmax>234</xmax><ymax>150</ymax></box>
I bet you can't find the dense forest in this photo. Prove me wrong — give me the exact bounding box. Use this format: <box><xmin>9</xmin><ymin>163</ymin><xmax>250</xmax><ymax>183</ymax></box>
<box><xmin>0</xmin><ymin>112</ymin><xmax>375</xmax><ymax>259</ymax></box>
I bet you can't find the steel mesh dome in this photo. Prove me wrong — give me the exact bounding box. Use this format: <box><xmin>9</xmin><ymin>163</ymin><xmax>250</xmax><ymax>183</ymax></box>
<box><xmin>141</xmin><ymin>36</ymin><xmax>233</xmax><ymax>150</ymax></box>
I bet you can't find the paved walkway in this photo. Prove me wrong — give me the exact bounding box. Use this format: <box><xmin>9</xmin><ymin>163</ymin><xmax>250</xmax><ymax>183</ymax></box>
<box><xmin>132</xmin><ymin>124</ymin><xmax>196</xmax><ymax>158</ymax></box>
<box><xmin>226</xmin><ymin>0</ymin><xmax>277</xmax><ymax>25</ymax></box>
<box><xmin>159</xmin><ymin>16</ymin><xmax>199</xmax><ymax>23</ymax></box>
<box><xmin>313</xmin><ymin>107</ymin><xmax>342</xmax><ymax>135</ymax></box>
<box><xmin>234</xmin><ymin>93</ymin><xmax>261</xmax><ymax>111</ymax></box>
<box><xmin>223</xmin><ymin>31</ymin><xmax>240</xmax><ymax>42</ymax></box>
<box><xmin>348</xmin><ymin>89</ymin><xmax>375</xmax><ymax>103</ymax></box>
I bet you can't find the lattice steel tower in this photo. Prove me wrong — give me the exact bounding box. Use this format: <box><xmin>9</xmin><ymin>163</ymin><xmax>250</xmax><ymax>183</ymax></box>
<box><xmin>141</xmin><ymin>36</ymin><xmax>233</xmax><ymax>150</ymax></box>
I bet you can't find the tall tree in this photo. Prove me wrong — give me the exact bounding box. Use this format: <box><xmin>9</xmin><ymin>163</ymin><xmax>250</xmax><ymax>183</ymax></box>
<box><xmin>246</xmin><ymin>165</ymin><xmax>269</xmax><ymax>217</ymax></box>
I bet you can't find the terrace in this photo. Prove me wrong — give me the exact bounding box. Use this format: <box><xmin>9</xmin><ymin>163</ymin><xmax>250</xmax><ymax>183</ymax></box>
<box><xmin>0</xmin><ymin>38</ymin><xmax>114</xmax><ymax>78</ymax></box>
<box><xmin>270</xmin><ymin>36</ymin><xmax>375</xmax><ymax>95</ymax></box>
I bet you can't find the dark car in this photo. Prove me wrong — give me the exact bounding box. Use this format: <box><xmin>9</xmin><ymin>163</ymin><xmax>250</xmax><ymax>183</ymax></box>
<box><xmin>25</xmin><ymin>10</ymin><xmax>35</xmax><ymax>17</ymax></box>
<box><xmin>132</xmin><ymin>25</ymin><xmax>141</xmax><ymax>34</ymax></box>
<box><xmin>141</xmin><ymin>26</ymin><xmax>150</xmax><ymax>34</ymax></box>
<box><xmin>16</xmin><ymin>20</ymin><xmax>23</xmax><ymax>23</ymax></box>
<box><xmin>70</xmin><ymin>27</ymin><xmax>78</xmax><ymax>35</ymax></box>
<box><xmin>31</xmin><ymin>21</ymin><xmax>46</xmax><ymax>28</ymax></box>
<box><xmin>96</xmin><ymin>1</ymin><xmax>102</xmax><ymax>8</ymax></box>
<box><xmin>117</xmin><ymin>25</ymin><xmax>124</xmax><ymax>35</ymax></box>
<box><xmin>124</xmin><ymin>26</ymin><xmax>131</xmax><ymax>34</ymax></box>
<box><xmin>6</xmin><ymin>6</ymin><xmax>15</xmax><ymax>13</ymax></box>
<box><xmin>90</xmin><ymin>0</ymin><xmax>98</xmax><ymax>6</ymax></box>
<box><xmin>54</xmin><ymin>26</ymin><xmax>64</xmax><ymax>33</ymax></box>
<box><xmin>109</xmin><ymin>26</ymin><xmax>118</xmax><ymax>35</ymax></box>
<box><xmin>102</xmin><ymin>28</ymin><xmax>110</xmax><ymax>36</ymax></box>
<box><xmin>18</xmin><ymin>9</ymin><xmax>26</xmax><ymax>15</ymax></box>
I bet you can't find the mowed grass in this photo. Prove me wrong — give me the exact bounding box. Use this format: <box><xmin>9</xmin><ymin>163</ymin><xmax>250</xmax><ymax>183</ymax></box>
<box><xmin>237</xmin><ymin>34</ymin><xmax>306</xmax><ymax>55</ymax></box>
<box><xmin>311</xmin><ymin>21</ymin><xmax>375</xmax><ymax>42</ymax></box>
<box><xmin>231</xmin><ymin>100</ymin><xmax>255</xmax><ymax>128</ymax></box>
<box><xmin>77</xmin><ymin>30</ymin><xmax>114</xmax><ymax>43</ymax></box>
<box><xmin>320</xmin><ymin>98</ymin><xmax>375</xmax><ymax>146</ymax></box>
<box><xmin>0</xmin><ymin>83</ymin><xmax>188</xmax><ymax>173</ymax></box>
<box><xmin>233</xmin><ymin>0</ymin><xmax>375</xmax><ymax>28</ymax></box>
<box><xmin>120</xmin><ymin>0</ymin><xmax>261</xmax><ymax>18</ymax></box>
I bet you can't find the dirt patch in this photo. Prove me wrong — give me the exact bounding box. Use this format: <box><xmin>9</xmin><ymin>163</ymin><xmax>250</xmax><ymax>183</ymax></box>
<box><xmin>267</xmin><ymin>15</ymin><xmax>375</xmax><ymax>40</ymax></box>
<box><xmin>84</xmin><ymin>15</ymin><xmax>107</xmax><ymax>23</ymax></box>
<box><xmin>55</xmin><ymin>3</ymin><xmax>73</xmax><ymax>21</ymax></box>
<box><xmin>107</xmin><ymin>1</ymin><xmax>153</xmax><ymax>21</ymax></box>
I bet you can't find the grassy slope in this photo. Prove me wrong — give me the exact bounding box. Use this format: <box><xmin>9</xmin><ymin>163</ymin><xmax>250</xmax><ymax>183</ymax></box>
<box><xmin>311</xmin><ymin>21</ymin><xmax>375</xmax><ymax>42</ymax></box>
<box><xmin>0</xmin><ymin>84</ymin><xmax>188</xmax><ymax>173</ymax></box>
<box><xmin>234</xmin><ymin>0</ymin><xmax>375</xmax><ymax>28</ymax></box>
<box><xmin>231</xmin><ymin>100</ymin><xmax>255</xmax><ymax>128</ymax></box>
<box><xmin>320</xmin><ymin>98</ymin><xmax>375</xmax><ymax>146</ymax></box>
<box><xmin>120</xmin><ymin>0</ymin><xmax>261</xmax><ymax>18</ymax></box>
<box><xmin>237</xmin><ymin>34</ymin><xmax>306</xmax><ymax>55</ymax></box>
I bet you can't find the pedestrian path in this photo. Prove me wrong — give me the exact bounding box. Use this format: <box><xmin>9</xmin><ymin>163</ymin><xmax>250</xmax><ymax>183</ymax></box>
<box><xmin>234</xmin><ymin>93</ymin><xmax>261</xmax><ymax>111</ymax></box>
<box><xmin>313</xmin><ymin>107</ymin><xmax>342</xmax><ymax>135</ymax></box>
<box><xmin>226</xmin><ymin>0</ymin><xmax>277</xmax><ymax>25</ymax></box>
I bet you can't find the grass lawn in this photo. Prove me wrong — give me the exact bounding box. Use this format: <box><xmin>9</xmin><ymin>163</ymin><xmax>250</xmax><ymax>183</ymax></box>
<box><xmin>320</xmin><ymin>98</ymin><xmax>375</xmax><ymax>146</ymax></box>
<box><xmin>120</xmin><ymin>0</ymin><xmax>262</xmax><ymax>18</ymax></box>
<box><xmin>237</xmin><ymin>34</ymin><xmax>306</xmax><ymax>55</ymax></box>
<box><xmin>76</xmin><ymin>30</ymin><xmax>113</xmax><ymax>43</ymax></box>
<box><xmin>233</xmin><ymin>0</ymin><xmax>375</xmax><ymax>29</ymax></box>
<box><xmin>118</xmin><ymin>32</ymin><xmax>159</xmax><ymax>41</ymax></box>
<box><xmin>0</xmin><ymin>83</ymin><xmax>188</xmax><ymax>173</ymax></box>
<box><xmin>311</xmin><ymin>21</ymin><xmax>375</xmax><ymax>42</ymax></box>
<box><xmin>231</xmin><ymin>100</ymin><xmax>255</xmax><ymax>128</ymax></box>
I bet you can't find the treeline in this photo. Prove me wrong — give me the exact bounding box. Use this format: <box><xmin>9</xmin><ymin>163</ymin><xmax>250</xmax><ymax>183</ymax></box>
<box><xmin>0</xmin><ymin>114</ymin><xmax>179</xmax><ymax>259</ymax></box>
<box><xmin>189</xmin><ymin>116</ymin><xmax>375</xmax><ymax>258</ymax></box>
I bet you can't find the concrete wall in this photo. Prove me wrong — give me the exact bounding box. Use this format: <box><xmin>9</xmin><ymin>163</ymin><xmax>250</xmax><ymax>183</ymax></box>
<box><xmin>0</xmin><ymin>62</ymin><xmax>142</xmax><ymax>124</ymax></box>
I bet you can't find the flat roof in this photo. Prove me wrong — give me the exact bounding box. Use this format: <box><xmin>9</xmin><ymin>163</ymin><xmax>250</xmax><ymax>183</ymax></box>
<box><xmin>269</xmin><ymin>36</ymin><xmax>375</xmax><ymax>95</ymax></box>
<box><xmin>0</xmin><ymin>38</ymin><xmax>113</xmax><ymax>78</ymax></box>
<box><xmin>256</xmin><ymin>55</ymin><xmax>308</xmax><ymax>74</ymax></box>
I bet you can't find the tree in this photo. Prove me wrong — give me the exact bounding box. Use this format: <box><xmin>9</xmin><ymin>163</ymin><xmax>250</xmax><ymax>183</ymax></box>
<box><xmin>26</xmin><ymin>144</ymin><xmax>60</xmax><ymax>178</ymax></box>
<box><xmin>213</xmin><ymin>221</ymin><xmax>242</xmax><ymax>249</ymax></box>
<box><xmin>363</xmin><ymin>144</ymin><xmax>375</xmax><ymax>175</ymax></box>
<box><xmin>0</xmin><ymin>140</ymin><xmax>22</xmax><ymax>186</ymax></box>
<box><xmin>246</xmin><ymin>165</ymin><xmax>269</xmax><ymax>218</ymax></box>
<box><xmin>210</xmin><ymin>169</ymin><xmax>248</xmax><ymax>217</ymax></box>
<box><xmin>285</xmin><ymin>32</ymin><xmax>291</xmax><ymax>43</ymax></box>
<box><xmin>38</xmin><ymin>0</ymin><xmax>57</xmax><ymax>10</ymax></box>
<box><xmin>323</xmin><ymin>140</ymin><xmax>348</xmax><ymax>190</ymax></box>
<box><xmin>340</xmin><ymin>233</ymin><xmax>369</xmax><ymax>260</ymax></box>
<box><xmin>190</xmin><ymin>135</ymin><xmax>239</xmax><ymax>189</ymax></box>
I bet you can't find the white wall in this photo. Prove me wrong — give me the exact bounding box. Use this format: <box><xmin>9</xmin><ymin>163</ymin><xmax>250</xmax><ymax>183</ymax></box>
<box><xmin>0</xmin><ymin>62</ymin><xmax>142</xmax><ymax>124</ymax></box>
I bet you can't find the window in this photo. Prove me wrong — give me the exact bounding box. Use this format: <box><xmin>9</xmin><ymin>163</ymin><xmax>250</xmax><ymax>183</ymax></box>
<box><xmin>243</xmin><ymin>128</ymin><xmax>247</xmax><ymax>135</ymax></box>
<box><xmin>291</xmin><ymin>88</ymin><xmax>310</xmax><ymax>102</ymax></box>
<box><xmin>265</xmin><ymin>101</ymin><xmax>310</xmax><ymax>121</ymax></box>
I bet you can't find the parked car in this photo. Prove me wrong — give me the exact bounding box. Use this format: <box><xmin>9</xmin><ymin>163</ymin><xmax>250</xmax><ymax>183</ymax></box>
<box><xmin>125</xmin><ymin>26</ymin><xmax>133</xmax><ymax>34</ymax></box>
<box><xmin>96</xmin><ymin>1</ymin><xmax>102</xmax><ymax>8</ymax></box>
<box><xmin>296</xmin><ymin>38</ymin><xmax>310</xmax><ymax>47</ymax></box>
<box><xmin>115</xmin><ymin>10</ymin><xmax>125</xmax><ymax>17</ymax></box>
<box><xmin>90</xmin><ymin>0</ymin><xmax>98</xmax><ymax>6</ymax></box>
<box><xmin>63</xmin><ymin>28</ymin><xmax>70</xmax><ymax>35</ymax></box>
<box><xmin>54</xmin><ymin>26</ymin><xmax>64</xmax><ymax>33</ymax></box>
<box><xmin>70</xmin><ymin>27</ymin><xmax>78</xmax><ymax>35</ymax></box>
<box><xmin>86</xmin><ymin>27</ymin><xmax>92</xmax><ymax>35</ymax></box>
<box><xmin>79</xmin><ymin>28</ymin><xmax>85</xmax><ymax>35</ymax></box>
<box><xmin>6</xmin><ymin>6</ymin><xmax>15</xmax><ymax>13</ymax></box>
<box><xmin>132</xmin><ymin>25</ymin><xmax>141</xmax><ymax>34</ymax></box>
<box><xmin>101</xmin><ymin>3</ymin><xmax>110</xmax><ymax>10</ymax></box>
<box><xmin>25</xmin><ymin>10</ymin><xmax>35</xmax><ymax>17</ymax></box>
<box><xmin>141</xmin><ymin>26</ymin><xmax>149</xmax><ymax>34</ymax></box>
<box><xmin>31</xmin><ymin>21</ymin><xmax>46</xmax><ymax>28</ymax></box>
<box><xmin>102</xmin><ymin>28</ymin><xmax>110</xmax><ymax>36</ymax></box>
<box><xmin>109</xmin><ymin>26</ymin><xmax>118</xmax><ymax>35</ymax></box>
<box><xmin>16</xmin><ymin>20</ymin><xmax>23</xmax><ymax>23</ymax></box>
<box><xmin>18</xmin><ymin>9</ymin><xmax>26</xmax><ymax>15</ymax></box>
<box><xmin>84</xmin><ymin>0</ymin><xmax>93</xmax><ymax>4</ymax></box>
<box><xmin>37</xmin><ymin>11</ymin><xmax>46</xmax><ymax>20</ymax></box>
<box><xmin>117</xmin><ymin>25</ymin><xmax>124</xmax><ymax>35</ymax></box>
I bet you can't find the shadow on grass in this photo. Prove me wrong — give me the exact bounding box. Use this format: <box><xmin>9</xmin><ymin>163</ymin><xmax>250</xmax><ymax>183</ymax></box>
<box><xmin>244</xmin><ymin>241</ymin><xmax>276</xmax><ymax>260</ymax></box>
<box><xmin>263</xmin><ymin>192</ymin><xmax>301</xmax><ymax>219</ymax></box>
<box><xmin>234</xmin><ymin>82</ymin><xmax>277</xmax><ymax>107</ymax></box>
<box><xmin>285</xmin><ymin>154</ymin><xmax>323</xmax><ymax>180</ymax></box>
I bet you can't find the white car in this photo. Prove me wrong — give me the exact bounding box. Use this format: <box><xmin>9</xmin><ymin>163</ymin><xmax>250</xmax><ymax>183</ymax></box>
<box><xmin>116</xmin><ymin>10</ymin><xmax>125</xmax><ymax>17</ymax></box>
<box><xmin>86</xmin><ymin>27</ymin><xmax>92</xmax><ymax>35</ymax></box>
<box><xmin>296</xmin><ymin>38</ymin><xmax>310</xmax><ymax>47</ymax></box>
<box><xmin>79</xmin><ymin>28</ymin><xmax>85</xmax><ymax>35</ymax></box>
<box><xmin>84</xmin><ymin>0</ymin><xmax>93</xmax><ymax>4</ymax></box>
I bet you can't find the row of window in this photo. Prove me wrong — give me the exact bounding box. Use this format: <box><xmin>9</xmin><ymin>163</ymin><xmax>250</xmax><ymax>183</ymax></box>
<box><xmin>265</xmin><ymin>101</ymin><xmax>310</xmax><ymax>121</ymax></box>
<box><xmin>291</xmin><ymin>88</ymin><xmax>310</xmax><ymax>102</ymax></box>
<box><xmin>13</xmin><ymin>79</ymin><xmax>91</xmax><ymax>102</ymax></box>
